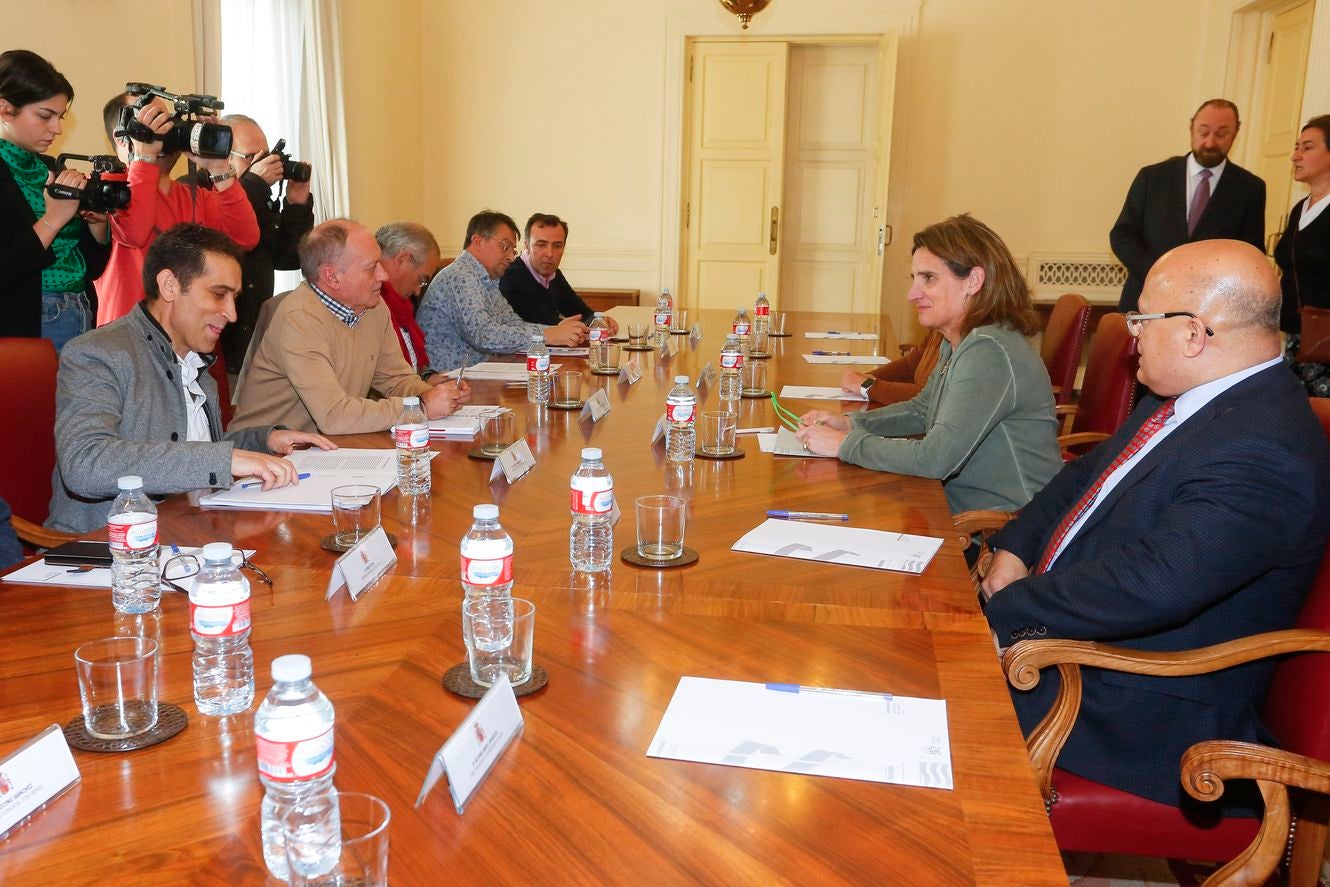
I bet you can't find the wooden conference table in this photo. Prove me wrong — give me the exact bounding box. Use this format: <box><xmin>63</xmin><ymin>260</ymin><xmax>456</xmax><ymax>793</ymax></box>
<box><xmin>0</xmin><ymin>310</ymin><xmax>1065</xmax><ymax>885</ymax></box>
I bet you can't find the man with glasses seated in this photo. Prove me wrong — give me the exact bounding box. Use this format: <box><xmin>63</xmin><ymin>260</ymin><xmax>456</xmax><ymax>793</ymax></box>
<box><xmin>47</xmin><ymin>223</ymin><xmax>334</xmax><ymax>535</ymax></box>
<box><xmin>979</xmin><ymin>239</ymin><xmax>1330</xmax><ymax>815</ymax></box>
<box><xmin>417</xmin><ymin>209</ymin><xmax>588</xmax><ymax>373</ymax></box>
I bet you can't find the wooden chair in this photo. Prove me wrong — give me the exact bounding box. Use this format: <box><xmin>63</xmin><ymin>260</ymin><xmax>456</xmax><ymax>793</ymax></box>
<box><xmin>1056</xmin><ymin>313</ymin><xmax>1140</xmax><ymax>458</ymax></box>
<box><xmin>1001</xmin><ymin>399</ymin><xmax>1330</xmax><ymax>886</ymax></box>
<box><xmin>1040</xmin><ymin>293</ymin><xmax>1092</xmax><ymax>404</ymax></box>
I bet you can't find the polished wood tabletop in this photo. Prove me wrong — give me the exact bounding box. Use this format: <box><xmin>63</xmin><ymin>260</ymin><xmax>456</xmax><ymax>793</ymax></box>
<box><xmin>0</xmin><ymin>310</ymin><xmax>1064</xmax><ymax>884</ymax></box>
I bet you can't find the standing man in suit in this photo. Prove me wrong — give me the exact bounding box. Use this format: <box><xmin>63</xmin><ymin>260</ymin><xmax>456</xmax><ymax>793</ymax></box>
<box><xmin>981</xmin><ymin>239</ymin><xmax>1330</xmax><ymax>812</ymax></box>
<box><xmin>1110</xmin><ymin>99</ymin><xmax>1266</xmax><ymax>311</ymax></box>
<box><xmin>500</xmin><ymin>212</ymin><xmax>619</xmax><ymax>335</ymax></box>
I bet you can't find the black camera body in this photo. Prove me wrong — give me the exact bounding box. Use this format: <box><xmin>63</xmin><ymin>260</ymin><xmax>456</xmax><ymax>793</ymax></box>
<box><xmin>118</xmin><ymin>83</ymin><xmax>232</xmax><ymax>159</ymax></box>
<box><xmin>45</xmin><ymin>154</ymin><xmax>131</xmax><ymax>214</ymax></box>
<box><xmin>271</xmin><ymin>139</ymin><xmax>311</xmax><ymax>183</ymax></box>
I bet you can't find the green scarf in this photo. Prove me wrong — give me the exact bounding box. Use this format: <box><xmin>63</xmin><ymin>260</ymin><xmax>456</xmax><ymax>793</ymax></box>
<box><xmin>0</xmin><ymin>138</ymin><xmax>87</xmax><ymax>293</ymax></box>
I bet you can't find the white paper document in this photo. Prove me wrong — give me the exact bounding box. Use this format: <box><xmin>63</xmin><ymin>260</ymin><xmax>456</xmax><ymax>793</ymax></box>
<box><xmin>804</xmin><ymin>332</ymin><xmax>880</xmax><ymax>340</ymax></box>
<box><xmin>3</xmin><ymin>546</ymin><xmax>255</xmax><ymax>589</ymax></box>
<box><xmin>200</xmin><ymin>448</ymin><xmax>408</xmax><ymax>512</ymax></box>
<box><xmin>647</xmin><ymin>677</ymin><xmax>952</xmax><ymax>790</ymax></box>
<box><xmin>732</xmin><ymin>519</ymin><xmax>944</xmax><ymax>574</ymax></box>
<box><xmin>764</xmin><ymin>427</ymin><xmax>836</xmax><ymax>458</ymax></box>
<box><xmin>443</xmin><ymin>362</ymin><xmax>562</xmax><ymax>381</ymax></box>
<box><xmin>521</xmin><ymin>346</ymin><xmax>588</xmax><ymax>357</ymax></box>
<box><xmin>779</xmin><ymin>385</ymin><xmax>868</xmax><ymax>402</ymax></box>
<box><xmin>802</xmin><ymin>354</ymin><xmax>890</xmax><ymax>366</ymax></box>
<box><xmin>389</xmin><ymin>405</ymin><xmax>502</xmax><ymax>440</ymax></box>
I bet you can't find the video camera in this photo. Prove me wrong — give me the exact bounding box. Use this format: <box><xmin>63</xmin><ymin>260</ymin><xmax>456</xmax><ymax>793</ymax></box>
<box><xmin>45</xmin><ymin>154</ymin><xmax>131</xmax><ymax>214</ymax></box>
<box><xmin>270</xmin><ymin>139</ymin><xmax>311</xmax><ymax>183</ymax></box>
<box><xmin>117</xmin><ymin>82</ymin><xmax>232</xmax><ymax>159</ymax></box>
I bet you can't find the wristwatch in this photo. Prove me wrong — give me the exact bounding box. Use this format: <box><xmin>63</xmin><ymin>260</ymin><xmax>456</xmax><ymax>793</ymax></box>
<box><xmin>859</xmin><ymin>378</ymin><xmax>875</xmax><ymax>398</ymax></box>
<box><xmin>209</xmin><ymin>165</ymin><xmax>238</xmax><ymax>184</ymax></box>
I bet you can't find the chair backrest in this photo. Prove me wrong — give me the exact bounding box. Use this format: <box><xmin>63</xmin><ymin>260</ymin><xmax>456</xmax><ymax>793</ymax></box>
<box><xmin>1040</xmin><ymin>293</ymin><xmax>1092</xmax><ymax>403</ymax></box>
<box><xmin>1066</xmin><ymin>313</ymin><xmax>1139</xmax><ymax>449</ymax></box>
<box><xmin>0</xmin><ymin>338</ymin><xmax>59</xmax><ymax>524</ymax></box>
<box><xmin>1262</xmin><ymin>398</ymin><xmax>1330</xmax><ymax>759</ymax></box>
<box><xmin>208</xmin><ymin>349</ymin><xmax>232</xmax><ymax>430</ymax></box>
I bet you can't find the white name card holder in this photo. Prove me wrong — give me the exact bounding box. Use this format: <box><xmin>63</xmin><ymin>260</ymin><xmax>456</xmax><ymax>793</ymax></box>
<box><xmin>618</xmin><ymin>359</ymin><xmax>642</xmax><ymax>385</ymax></box>
<box><xmin>415</xmin><ymin>674</ymin><xmax>524</xmax><ymax>814</ymax></box>
<box><xmin>0</xmin><ymin>724</ymin><xmax>80</xmax><ymax>839</ymax></box>
<box><xmin>580</xmin><ymin>389</ymin><xmax>612</xmax><ymax>423</ymax></box>
<box><xmin>325</xmin><ymin>526</ymin><xmax>398</xmax><ymax>601</ymax></box>
<box><xmin>695</xmin><ymin>363</ymin><xmax>717</xmax><ymax>395</ymax></box>
<box><xmin>488</xmin><ymin>438</ymin><xmax>537</xmax><ymax>484</ymax></box>
<box><xmin>651</xmin><ymin>414</ymin><xmax>668</xmax><ymax>446</ymax></box>
<box><xmin>689</xmin><ymin>322</ymin><xmax>703</xmax><ymax>344</ymax></box>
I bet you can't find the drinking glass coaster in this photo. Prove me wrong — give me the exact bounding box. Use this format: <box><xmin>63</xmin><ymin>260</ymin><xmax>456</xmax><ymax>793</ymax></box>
<box><xmin>591</xmin><ymin>367</ymin><xmax>622</xmax><ymax>376</ymax></box>
<box><xmin>748</xmin><ymin>351</ymin><xmax>772</xmax><ymax>360</ymax></box>
<box><xmin>320</xmin><ymin>532</ymin><xmax>398</xmax><ymax>554</ymax></box>
<box><xmin>695</xmin><ymin>448</ymin><xmax>745</xmax><ymax>461</ymax></box>
<box><xmin>670</xmin><ymin>329</ymin><xmax>689</xmax><ymax>335</ymax></box>
<box><xmin>623</xmin><ymin>344</ymin><xmax>655</xmax><ymax>352</ymax></box>
<box><xmin>740</xmin><ymin>389</ymin><xmax>769</xmax><ymax>399</ymax></box>
<box><xmin>63</xmin><ymin>702</ymin><xmax>188</xmax><ymax>753</ymax></box>
<box><xmin>768</xmin><ymin>330</ymin><xmax>792</xmax><ymax>337</ymax></box>
<box><xmin>467</xmin><ymin>448</ymin><xmax>502</xmax><ymax>461</ymax></box>
<box><xmin>442</xmin><ymin>663</ymin><xmax>548</xmax><ymax>699</ymax></box>
<box><xmin>549</xmin><ymin>401</ymin><xmax>585</xmax><ymax>411</ymax></box>
<box><xmin>608</xmin><ymin>336</ymin><xmax>629</xmax><ymax>343</ymax></box>
<box><xmin>620</xmin><ymin>546</ymin><xmax>700</xmax><ymax>568</ymax></box>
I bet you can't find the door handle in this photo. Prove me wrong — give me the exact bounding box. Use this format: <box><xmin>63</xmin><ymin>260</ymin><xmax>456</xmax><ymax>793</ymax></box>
<box><xmin>769</xmin><ymin>207</ymin><xmax>779</xmax><ymax>256</ymax></box>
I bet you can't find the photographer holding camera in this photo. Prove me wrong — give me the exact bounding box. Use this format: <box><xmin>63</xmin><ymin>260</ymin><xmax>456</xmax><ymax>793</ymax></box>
<box><xmin>95</xmin><ymin>87</ymin><xmax>259</xmax><ymax>327</ymax></box>
<box><xmin>206</xmin><ymin>114</ymin><xmax>314</xmax><ymax>373</ymax></box>
<box><xmin>0</xmin><ymin>49</ymin><xmax>111</xmax><ymax>350</ymax></box>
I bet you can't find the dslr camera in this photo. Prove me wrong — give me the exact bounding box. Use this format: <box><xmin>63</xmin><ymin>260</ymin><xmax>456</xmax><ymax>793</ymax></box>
<box><xmin>270</xmin><ymin>139</ymin><xmax>311</xmax><ymax>183</ymax></box>
<box><xmin>117</xmin><ymin>82</ymin><xmax>232</xmax><ymax>159</ymax></box>
<box><xmin>45</xmin><ymin>154</ymin><xmax>131</xmax><ymax>214</ymax></box>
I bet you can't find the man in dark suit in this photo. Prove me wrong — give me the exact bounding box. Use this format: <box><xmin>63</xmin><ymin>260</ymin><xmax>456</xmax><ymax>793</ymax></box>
<box><xmin>981</xmin><ymin>239</ymin><xmax>1330</xmax><ymax>811</ymax></box>
<box><xmin>499</xmin><ymin>212</ymin><xmax>618</xmax><ymax>335</ymax></box>
<box><xmin>1110</xmin><ymin>99</ymin><xmax>1266</xmax><ymax>311</ymax></box>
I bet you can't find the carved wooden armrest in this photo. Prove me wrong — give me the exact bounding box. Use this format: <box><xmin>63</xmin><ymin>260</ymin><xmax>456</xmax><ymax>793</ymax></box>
<box><xmin>12</xmin><ymin>514</ymin><xmax>77</xmax><ymax>550</ymax></box>
<box><xmin>1002</xmin><ymin>630</ymin><xmax>1330</xmax><ymax>806</ymax></box>
<box><xmin>952</xmin><ymin>509</ymin><xmax>1014</xmax><ymax>537</ymax></box>
<box><xmin>1057</xmin><ymin>431</ymin><xmax>1110</xmax><ymax>449</ymax></box>
<box><xmin>1055</xmin><ymin>403</ymin><xmax>1078</xmax><ymax>436</ymax></box>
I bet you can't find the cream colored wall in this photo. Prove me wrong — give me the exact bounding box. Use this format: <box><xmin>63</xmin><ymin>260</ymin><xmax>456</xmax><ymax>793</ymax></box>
<box><xmin>2</xmin><ymin>0</ymin><xmax>197</xmax><ymax>158</ymax></box>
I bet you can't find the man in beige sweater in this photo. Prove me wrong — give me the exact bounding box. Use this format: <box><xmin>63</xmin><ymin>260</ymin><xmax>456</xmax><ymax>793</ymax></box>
<box><xmin>230</xmin><ymin>219</ymin><xmax>469</xmax><ymax>434</ymax></box>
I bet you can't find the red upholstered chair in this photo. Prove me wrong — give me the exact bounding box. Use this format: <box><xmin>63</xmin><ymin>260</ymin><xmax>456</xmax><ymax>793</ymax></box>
<box><xmin>1040</xmin><ymin>293</ymin><xmax>1092</xmax><ymax>404</ymax></box>
<box><xmin>1003</xmin><ymin>398</ymin><xmax>1330</xmax><ymax>886</ymax></box>
<box><xmin>208</xmin><ymin>349</ymin><xmax>233</xmax><ymax>430</ymax></box>
<box><xmin>1055</xmin><ymin>313</ymin><xmax>1140</xmax><ymax>458</ymax></box>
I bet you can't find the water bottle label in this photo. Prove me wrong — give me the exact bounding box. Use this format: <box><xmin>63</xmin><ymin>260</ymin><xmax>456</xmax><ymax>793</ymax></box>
<box><xmin>755</xmin><ymin>304</ymin><xmax>770</xmax><ymax>316</ymax></box>
<box><xmin>190</xmin><ymin>599</ymin><xmax>252</xmax><ymax>636</ymax></box>
<box><xmin>720</xmin><ymin>352</ymin><xmax>744</xmax><ymax>369</ymax></box>
<box><xmin>733</xmin><ymin>321</ymin><xmax>750</xmax><ymax>336</ymax></box>
<box><xmin>460</xmin><ymin>554</ymin><xmax>513</xmax><ymax>586</ymax></box>
<box><xmin>108</xmin><ymin>515</ymin><xmax>158</xmax><ymax>551</ymax></box>
<box><xmin>665</xmin><ymin>401</ymin><xmax>695</xmax><ymax>423</ymax></box>
<box><xmin>654</xmin><ymin>311</ymin><xmax>671</xmax><ymax>327</ymax></box>
<box><xmin>569</xmin><ymin>484</ymin><xmax>614</xmax><ymax>514</ymax></box>
<box><xmin>526</xmin><ymin>354</ymin><xmax>550</xmax><ymax>372</ymax></box>
<box><xmin>394</xmin><ymin>425</ymin><xmax>430</xmax><ymax>448</ymax></box>
<box><xmin>589</xmin><ymin>329</ymin><xmax>605</xmax><ymax>342</ymax></box>
<box><xmin>256</xmin><ymin>726</ymin><xmax>335</xmax><ymax>782</ymax></box>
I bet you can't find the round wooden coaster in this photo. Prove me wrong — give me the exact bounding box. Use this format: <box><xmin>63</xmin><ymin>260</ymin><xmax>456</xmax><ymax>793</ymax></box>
<box><xmin>740</xmin><ymin>390</ymin><xmax>769</xmax><ymax>399</ymax></box>
<box><xmin>748</xmin><ymin>351</ymin><xmax>772</xmax><ymax>360</ymax></box>
<box><xmin>623</xmin><ymin>344</ymin><xmax>655</xmax><ymax>352</ymax></box>
<box><xmin>467</xmin><ymin>448</ymin><xmax>501</xmax><ymax>461</ymax></box>
<box><xmin>548</xmin><ymin>401</ymin><xmax>585</xmax><ymax>411</ymax></box>
<box><xmin>695</xmin><ymin>447</ymin><xmax>745</xmax><ymax>461</ymax></box>
<box><xmin>670</xmin><ymin>329</ymin><xmax>689</xmax><ymax>335</ymax></box>
<box><xmin>442</xmin><ymin>663</ymin><xmax>549</xmax><ymax>698</ymax></box>
<box><xmin>64</xmin><ymin>702</ymin><xmax>188</xmax><ymax>753</ymax></box>
<box><xmin>620</xmin><ymin>545</ymin><xmax>700</xmax><ymax>568</ymax></box>
<box><xmin>590</xmin><ymin>367</ymin><xmax>622</xmax><ymax>376</ymax></box>
<box><xmin>768</xmin><ymin>331</ymin><xmax>792</xmax><ymax>337</ymax></box>
<box><xmin>320</xmin><ymin>532</ymin><xmax>398</xmax><ymax>554</ymax></box>
<box><xmin>608</xmin><ymin>336</ymin><xmax>629</xmax><ymax>343</ymax></box>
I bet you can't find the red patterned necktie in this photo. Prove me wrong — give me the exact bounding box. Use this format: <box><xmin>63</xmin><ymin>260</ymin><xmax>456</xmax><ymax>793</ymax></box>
<box><xmin>1187</xmin><ymin>168</ymin><xmax>1212</xmax><ymax>236</ymax></box>
<box><xmin>1034</xmin><ymin>398</ymin><xmax>1177</xmax><ymax>574</ymax></box>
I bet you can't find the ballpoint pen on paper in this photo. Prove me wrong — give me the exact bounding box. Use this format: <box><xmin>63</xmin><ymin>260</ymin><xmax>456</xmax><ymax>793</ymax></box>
<box><xmin>240</xmin><ymin>472</ymin><xmax>310</xmax><ymax>489</ymax></box>
<box><xmin>811</xmin><ymin>351</ymin><xmax>851</xmax><ymax>356</ymax></box>
<box><xmin>766</xmin><ymin>510</ymin><xmax>850</xmax><ymax>521</ymax></box>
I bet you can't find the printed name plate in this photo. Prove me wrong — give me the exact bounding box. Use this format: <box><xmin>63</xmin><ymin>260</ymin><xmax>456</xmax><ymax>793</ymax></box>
<box><xmin>489</xmin><ymin>438</ymin><xmax>537</xmax><ymax>484</ymax></box>
<box><xmin>0</xmin><ymin>724</ymin><xmax>80</xmax><ymax>839</ymax></box>
<box><xmin>580</xmin><ymin>389</ymin><xmax>612</xmax><ymax>423</ymax></box>
<box><xmin>326</xmin><ymin>526</ymin><xmax>397</xmax><ymax>601</ymax></box>
<box><xmin>618</xmin><ymin>359</ymin><xmax>643</xmax><ymax>385</ymax></box>
<box><xmin>415</xmin><ymin>674</ymin><xmax>523</xmax><ymax>814</ymax></box>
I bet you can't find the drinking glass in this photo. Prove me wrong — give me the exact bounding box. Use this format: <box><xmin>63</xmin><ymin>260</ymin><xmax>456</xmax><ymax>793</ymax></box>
<box><xmin>478</xmin><ymin>408</ymin><xmax>516</xmax><ymax>456</ymax></box>
<box><xmin>699</xmin><ymin>411</ymin><xmax>737</xmax><ymax>456</ymax></box>
<box><xmin>635</xmin><ymin>495</ymin><xmax>687</xmax><ymax>561</ymax></box>
<box><xmin>741</xmin><ymin>360</ymin><xmax>767</xmax><ymax>397</ymax></box>
<box><xmin>463</xmin><ymin>598</ymin><xmax>536</xmax><ymax>687</ymax></box>
<box><xmin>628</xmin><ymin>322</ymin><xmax>649</xmax><ymax>347</ymax></box>
<box><xmin>552</xmin><ymin>370</ymin><xmax>583</xmax><ymax>407</ymax></box>
<box><xmin>751</xmin><ymin>327</ymin><xmax>769</xmax><ymax>356</ymax></box>
<box><xmin>331</xmin><ymin>485</ymin><xmax>381</xmax><ymax>547</ymax></box>
<box><xmin>283</xmin><ymin>791</ymin><xmax>391</xmax><ymax>887</ymax></box>
<box><xmin>74</xmin><ymin>636</ymin><xmax>158</xmax><ymax>739</ymax></box>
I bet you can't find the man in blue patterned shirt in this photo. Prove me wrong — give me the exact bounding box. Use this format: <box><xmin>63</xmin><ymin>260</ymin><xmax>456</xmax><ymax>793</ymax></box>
<box><xmin>417</xmin><ymin>210</ymin><xmax>587</xmax><ymax>372</ymax></box>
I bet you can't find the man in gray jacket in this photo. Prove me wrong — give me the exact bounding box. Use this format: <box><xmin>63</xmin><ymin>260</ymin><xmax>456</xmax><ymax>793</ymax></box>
<box><xmin>48</xmin><ymin>223</ymin><xmax>333</xmax><ymax>534</ymax></box>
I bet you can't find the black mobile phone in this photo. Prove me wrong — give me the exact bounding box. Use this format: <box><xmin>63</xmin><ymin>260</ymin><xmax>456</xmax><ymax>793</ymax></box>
<box><xmin>43</xmin><ymin>540</ymin><xmax>114</xmax><ymax>567</ymax></box>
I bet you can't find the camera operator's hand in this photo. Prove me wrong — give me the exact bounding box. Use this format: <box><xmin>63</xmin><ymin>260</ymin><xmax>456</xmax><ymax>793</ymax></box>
<box><xmin>248</xmin><ymin>152</ymin><xmax>284</xmax><ymax>187</ymax></box>
<box><xmin>544</xmin><ymin>317</ymin><xmax>589</xmax><ymax>347</ymax></box>
<box><xmin>286</xmin><ymin>173</ymin><xmax>312</xmax><ymax>206</ymax></box>
<box><xmin>130</xmin><ymin>100</ymin><xmax>173</xmax><ymax>160</ymax></box>
<box><xmin>80</xmin><ymin>210</ymin><xmax>110</xmax><ymax>244</ymax></box>
<box><xmin>35</xmin><ymin>169</ymin><xmax>86</xmax><ymax>246</ymax></box>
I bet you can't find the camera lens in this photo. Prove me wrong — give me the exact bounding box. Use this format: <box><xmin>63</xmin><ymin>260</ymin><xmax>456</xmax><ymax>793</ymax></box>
<box><xmin>186</xmin><ymin>121</ymin><xmax>233</xmax><ymax>159</ymax></box>
<box><xmin>284</xmin><ymin>160</ymin><xmax>312</xmax><ymax>183</ymax></box>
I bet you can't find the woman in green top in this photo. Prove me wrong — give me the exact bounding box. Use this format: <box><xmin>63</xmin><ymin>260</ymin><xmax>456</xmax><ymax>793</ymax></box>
<box><xmin>0</xmin><ymin>49</ymin><xmax>110</xmax><ymax>349</ymax></box>
<box><xmin>797</xmin><ymin>214</ymin><xmax>1062</xmax><ymax>516</ymax></box>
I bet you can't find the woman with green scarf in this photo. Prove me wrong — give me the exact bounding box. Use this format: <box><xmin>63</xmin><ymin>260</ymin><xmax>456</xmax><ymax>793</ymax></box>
<box><xmin>0</xmin><ymin>49</ymin><xmax>110</xmax><ymax>350</ymax></box>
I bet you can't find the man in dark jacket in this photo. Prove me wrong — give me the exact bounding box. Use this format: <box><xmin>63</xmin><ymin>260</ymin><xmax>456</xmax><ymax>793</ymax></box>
<box><xmin>500</xmin><ymin>212</ymin><xmax>618</xmax><ymax>334</ymax></box>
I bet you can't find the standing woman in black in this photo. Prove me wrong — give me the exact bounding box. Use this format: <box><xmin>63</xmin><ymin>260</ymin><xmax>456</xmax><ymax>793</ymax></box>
<box><xmin>1278</xmin><ymin>115</ymin><xmax>1330</xmax><ymax>395</ymax></box>
<box><xmin>0</xmin><ymin>49</ymin><xmax>109</xmax><ymax>350</ymax></box>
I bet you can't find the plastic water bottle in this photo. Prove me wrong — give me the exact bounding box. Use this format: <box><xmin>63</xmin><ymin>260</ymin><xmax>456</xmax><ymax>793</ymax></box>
<box><xmin>732</xmin><ymin>307</ymin><xmax>752</xmax><ymax>357</ymax></box>
<box><xmin>527</xmin><ymin>334</ymin><xmax>551</xmax><ymax>404</ymax></box>
<box><xmin>666</xmin><ymin>375</ymin><xmax>696</xmax><ymax>463</ymax></box>
<box><xmin>395</xmin><ymin>395</ymin><xmax>431</xmax><ymax>495</ymax></box>
<box><xmin>570</xmin><ymin>447</ymin><xmax>614</xmax><ymax>572</ymax></box>
<box><xmin>654</xmin><ymin>292</ymin><xmax>673</xmax><ymax>349</ymax></box>
<box><xmin>753</xmin><ymin>291</ymin><xmax>770</xmax><ymax>344</ymax></box>
<box><xmin>719</xmin><ymin>334</ymin><xmax>744</xmax><ymax>408</ymax></box>
<box><xmin>588</xmin><ymin>312</ymin><xmax>610</xmax><ymax>371</ymax></box>
<box><xmin>190</xmin><ymin>542</ymin><xmax>254</xmax><ymax>716</ymax></box>
<box><xmin>108</xmin><ymin>475</ymin><xmax>161</xmax><ymax>614</ymax></box>
<box><xmin>460</xmin><ymin>504</ymin><xmax>514</xmax><ymax>604</ymax></box>
<box><xmin>255</xmin><ymin>654</ymin><xmax>337</xmax><ymax>881</ymax></box>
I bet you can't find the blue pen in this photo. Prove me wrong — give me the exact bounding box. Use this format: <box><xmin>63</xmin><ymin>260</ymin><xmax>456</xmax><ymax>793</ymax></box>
<box><xmin>811</xmin><ymin>350</ymin><xmax>850</xmax><ymax>356</ymax></box>
<box><xmin>766</xmin><ymin>510</ymin><xmax>850</xmax><ymax>521</ymax></box>
<box><xmin>240</xmin><ymin>472</ymin><xmax>310</xmax><ymax>489</ymax></box>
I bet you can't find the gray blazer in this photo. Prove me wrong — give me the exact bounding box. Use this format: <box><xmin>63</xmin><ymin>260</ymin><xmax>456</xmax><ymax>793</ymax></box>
<box><xmin>839</xmin><ymin>323</ymin><xmax>1062</xmax><ymax>514</ymax></box>
<box><xmin>48</xmin><ymin>303</ymin><xmax>270</xmax><ymax>534</ymax></box>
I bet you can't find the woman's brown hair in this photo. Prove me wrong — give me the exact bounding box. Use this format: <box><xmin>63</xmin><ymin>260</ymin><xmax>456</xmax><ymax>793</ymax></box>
<box><xmin>912</xmin><ymin>214</ymin><xmax>1039</xmax><ymax>337</ymax></box>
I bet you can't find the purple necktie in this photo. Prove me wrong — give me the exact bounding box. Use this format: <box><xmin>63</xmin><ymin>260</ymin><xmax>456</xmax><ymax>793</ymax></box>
<box><xmin>1187</xmin><ymin>168</ymin><xmax>1212</xmax><ymax>236</ymax></box>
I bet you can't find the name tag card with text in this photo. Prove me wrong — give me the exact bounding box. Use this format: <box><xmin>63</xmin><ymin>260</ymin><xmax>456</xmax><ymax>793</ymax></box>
<box><xmin>690</xmin><ymin>323</ymin><xmax>703</xmax><ymax>344</ymax></box>
<box><xmin>580</xmin><ymin>389</ymin><xmax>612</xmax><ymax>423</ymax></box>
<box><xmin>695</xmin><ymin>363</ymin><xmax>717</xmax><ymax>393</ymax></box>
<box><xmin>652</xmin><ymin>414</ymin><xmax>668</xmax><ymax>445</ymax></box>
<box><xmin>489</xmin><ymin>438</ymin><xmax>537</xmax><ymax>484</ymax></box>
<box><xmin>415</xmin><ymin>674</ymin><xmax>524</xmax><ymax>814</ymax></box>
<box><xmin>0</xmin><ymin>725</ymin><xmax>80</xmax><ymax>839</ymax></box>
<box><xmin>618</xmin><ymin>359</ymin><xmax>643</xmax><ymax>385</ymax></box>
<box><xmin>326</xmin><ymin>526</ymin><xmax>397</xmax><ymax>601</ymax></box>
